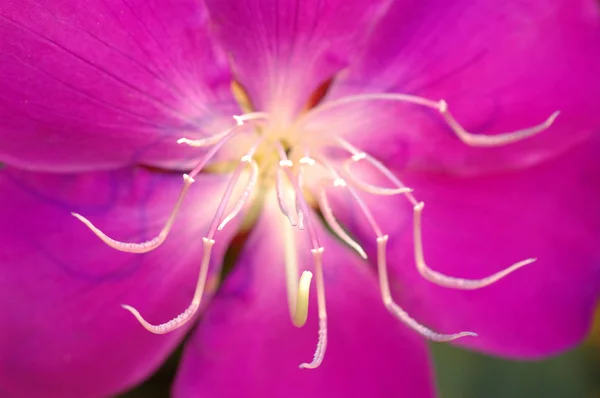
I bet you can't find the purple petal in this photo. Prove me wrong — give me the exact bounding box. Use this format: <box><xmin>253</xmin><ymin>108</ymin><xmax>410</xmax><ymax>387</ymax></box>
<box><xmin>173</xmin><ymin>196</ymin><xmax>435</xmax><ymax>398</ymax></box>
<box><xmin>318</xmin><ymin>0</ymin><xmax>600</xmax><ymax>175</ymax></box>
<box><xmin>0</xmin><ymin>0</ymin><xmax>238</xmax><ymax>172</ymax></box>
<box><xmin>0</xmin><ymin>167</ymin><xmax>239</xmax><ymax>398</ymax></box>
<box><xmin>332</xmin><ymin>139</ymin><xmax>600</xmax><ymax>358</ymax></box>
<box><xmin>202</xmin><ymin>0</ymin><xmax>392</xmax><ymax>121</ymax></box>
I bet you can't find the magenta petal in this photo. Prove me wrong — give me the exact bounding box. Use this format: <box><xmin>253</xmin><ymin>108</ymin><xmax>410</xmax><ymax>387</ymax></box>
<box><xmin>0</xmin><ymin>0</ymin><xmax>238</xmax><ymax>172</ymax></box>
<box><xmin>202</xmin><ymin>0</ymin><xmax>392</xmax><ymax>120</ymax></box>
<box><xmin>320</xmin><ymin>0</ymin><xmax>600</xmax><ymax>175</ymax></box>
<box><xmin>173</xmin><ymin>197</ymin><xmax>435</xmax><ymax>398</ymax></box>
<box><xmin>333</xmin><ymin>139</ymin><xmax>600</xmax><ymax>358</ymax></box>
<box><xmin>0</xmin><ymin>167</ymin><xmax>238</xmax><ymax>398</ymax></box>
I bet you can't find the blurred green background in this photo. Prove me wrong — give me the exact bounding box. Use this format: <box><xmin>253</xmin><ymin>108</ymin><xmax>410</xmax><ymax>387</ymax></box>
<box><xmin>119</xmin><ymin>309</ymin><xmax>600</xmax><ymax>397</ymax></box>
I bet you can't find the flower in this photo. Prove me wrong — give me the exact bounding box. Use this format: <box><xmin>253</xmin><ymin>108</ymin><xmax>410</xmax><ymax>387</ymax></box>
<box><xmin>1</xmin><ymin>0</ymin><xmax>599</xmax><ymax>397</ymax></box>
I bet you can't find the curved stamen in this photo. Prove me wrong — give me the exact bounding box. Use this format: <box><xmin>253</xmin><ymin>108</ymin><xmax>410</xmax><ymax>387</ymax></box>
<box><xmin>413</xmin><ymin>202</ymin><xmax>534</xmax><ymax>289</ymax></box>
<box><xmin>177</xmin><ymin>112</ymin><xmax>268</xmax><ymax>147</ymax></box>
<box><xmin>438</xmin><ymin>100</ymin><xmax>560</xmax><ymax>147</ymax></box>
<box><xmin>218</xmin><ymin>157</ymin><xmax>259</xmax><ymax>231</ymax></box>
<box><xmin>377</xmin><ymin>236</ymin><xmax>477</xmax><ymax>341</ymax></box>
<box><xmin>342</xmin><ymin>155</ymin><xmax>413</xmax><ymax>196</ymax></box>
<box><xmin>283</xmin><ymin>216</ymin><xmax>313</xmax><ymax>327</ymax></box>
<box><xmin>299</xmin><ymin>247</ymin><xmax>328</xmax><ymax>369</ymax></box>
<box><xmin>337</xmin><ymin>139</ymin><xmax>418</xmax><ymax>206</ymax></box>
<box><xmin>122</xmin><ymin>237</ymin><xmax>215</xmax><ymax>334</ymax></box>
<box><xmin>276</xmin><ymin>164</ymin><xmax>298</xmax><ymax>227</ymax></box>
<box><xmin>274</xmin><ymin>142</ymin><xmax>328</xmax><ymax>369</ymax></box>
<box><xmin>123</xmin><ymin>141</ymin><xmax>264</xmax><ymax>333</ymax></box>
<box><xmin>300</xmin><ymin>93</ymin><xmax>558</xmax><ymax>147</ymax></box>
<box><xmin>295</xmin><ymin>167</ymin><xmax>306</xmax><ymax>230</ymax></box>
<box><xmin>324</xmin><ymin>162</ymin><xmax>476</xmax><ymax>340</ymax></box>
<box><xmin>71</xmin><ymin>174</ymin><xmax>195</xmax><ymax>253</ymax></box>
<box><xmin>315</xmin><ymin>178</ymin><xmax>367</xmax><ymax>259</ymax></box>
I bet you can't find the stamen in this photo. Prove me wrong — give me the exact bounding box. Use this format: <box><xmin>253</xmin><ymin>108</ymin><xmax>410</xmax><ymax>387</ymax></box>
<box><xmin>438</xmin><ymin>100</ymin><xmax>561</xmax><ymax>147</ymax></box>
<box><xmin>122</xmin><ymin>140</ymin><xmax>265</xmax><ymax>333</ymax></box>
<box><xmin>343</xmin><ymin>157</ymin><xmax>413</xmax><ymax>196</ymax></box>
<box><xmin>413</xmin><ymin>202</ymin><xmax>534</xmax><ymax>289</ymax></box>
<box><xmin>71</xmin><ymin>174</ymin><xmax>195</xmax><ymax>253</ymax></box>
<box><xmin>122</xmin><ymin>237</ymin><xmax>215</xmax><ymax>334</ymax></box>
<box><xmin>337</xmin><ymin>138</ymin><xmax>418</xmax><ymax>206</ymax></box>
<box><xmin>274</xmin><ymin>142</ymin><xmax>329</xmax><ymax>369</ymax></box>
<box><xmin>218</xmin><ymin>157</ymin><xmax>259</xmax><ymax>231</ymax></box>
<box><xmin>75</xmin><ymin>114</ymin><xmax>263</xmax><ymax>254</ymax></box>
<box><xmin>177</xmin><ymin>112</ymin><xmax>268</xmax><ymax>147</ymax></box>
<box><xmin>299</xmin><ymin>247</ymin><xmax>328</xmax><ymax>369</ymax></box>
<box><xmin>276</xmin><ymin>164</ymin><xmax>298</xmax><ymax>227</ymax></box>
<box><xmin>319</xmin><ymin>156</ymin><xmax>476</xmax><ymax>340</ymax></box>
<box><xmin>316</xmin><ymin>179</ymin><xmax>367</xmax><ymax>259</ymax></box>
<box><xmin>300</xmin><ymin>93</ymin><xmax>558</xmax><ymax>147</ymax></box>
<box><xmin>283</xmin><ymin>216</ymin><xmax>313</xmax><ymax>327</ymax></box>
<box><xmin>295</xmin><ymin>164</ymin><xmax>307</xmax><ymax>230</ymax></box>
<box><xmin>377</xmin><ymin>236</ymin><xmax>477</xmax><ymax>341</ymax></box>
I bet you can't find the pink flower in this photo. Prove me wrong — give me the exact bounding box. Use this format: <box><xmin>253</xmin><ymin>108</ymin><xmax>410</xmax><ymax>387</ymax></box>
<box><xmin>1</xmin><ymin>1</ymin><xmax>599</xmax><ymax>397</ymax></box>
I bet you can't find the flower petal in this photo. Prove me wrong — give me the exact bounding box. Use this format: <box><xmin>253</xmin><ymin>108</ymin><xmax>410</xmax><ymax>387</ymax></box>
<box><xmin>0</xmin><ymin>0</ymin><xmax>238</xmax><ymax>172</ymax></box>
<box><xmin>315</xmin><ymin>0</ymin><xmax>600</xmax><ymax>175</ymax></box>
<box><xmin>331</xmin><ymin>139</ymin><xmax>600</xmax><ymax>358</ymax></box>
<box><xmin>0</xmin><ymin>167</ymin><xmax>239</xmax><ymax>398</ymax></box>
<box><xmin>173</xmin><ymin>194</ymin><xmax>435</xmax><ymax>398</ymax></box>
<box><xmin>202</xmin><ymin>0</ymin><xmax>392</xmax><ymax>121</ymax></box>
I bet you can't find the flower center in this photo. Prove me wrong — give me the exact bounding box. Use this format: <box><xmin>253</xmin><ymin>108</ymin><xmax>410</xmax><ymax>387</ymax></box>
<box><xmin>72</xmin><ymin>85</ymin><xmax>560</xmax><ymax>368</ymax></box>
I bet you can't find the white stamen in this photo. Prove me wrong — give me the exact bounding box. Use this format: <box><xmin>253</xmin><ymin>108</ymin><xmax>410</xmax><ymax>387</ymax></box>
<box><xmin>316</xmin><ymin>180</ymin><xmax>367</xmax><ymax>259</ymax></box>
<box><xmin>338</xmin><ymin>138</ymin><xmax>418</xmax><ymax>206</ymax></box>
<box><xmin>299</xmin><ymin>247</ymin><xmax>328</xmax><ymax>369</ymax></box>
<box><xmin>299</xmin><ymin>93</ymin><xmax>558</xmax><ymax>147</ymax></box>
<box><xmin>412</xmin><ymin>202</ymin><xmax>534</xmax><ymax>289</ymax></box>
<box><xmin>283</xmin><ymin>216</ymin><xmax>313</xmax><ymax>327</ymax></box>
<box><xmin>376</xmin><ymin>236</ymin><xmax>477</xmax><ymax>341</ymax></box>
<box><xmin>122</xmin><ymin>237</ymin><xmax>215</xmax><ymax>334</ymax></box>
<box><xmin>72</xmin><ymin>174</ymin><xmax>195</xmax><ymax>253</ymax></box>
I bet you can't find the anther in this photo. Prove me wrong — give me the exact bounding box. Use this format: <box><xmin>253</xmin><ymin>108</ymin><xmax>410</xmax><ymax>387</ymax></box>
<box><xmin>343</xmin><ymin>157</ymin><xmax>414</xmax><ymax>196</ymax></box>
<box><xmin>377</xmin><ymin>236</ymin><xmax>477</xmax><ymax>341</ymax></box>
<box><xmin>327</xmin><ymin>173</ymin><xmax>476</xmax><ymax>340</ymax></box>
<box><xmin>72</xmin><ymin>174</ymin><xmax>195</xmax><ymax>253</ymax></box>
<box><xmin>412</xmin><ymin>202</ymin><xmax>534</xmax><ymax>289</ymax></box>
<box><xmin>218</xmin><ymin>160</ymin><xmax>259</xmax><ymax>231</ymax></box>
<box><xmin>299</xmin><ymin>247</ymin><xmax>328</xmax><ymax>369</ymax></box>
<box><xmin>438</xmin><ymin>100</ymin><xmax>560</xmax><ymax>147</ymax></box>
<box><xmin>122</xmin><ymin>237</ymin><xmax>216</xmax><ymax>334</ymax></box>
<box><xmin>338</xmin><ymin>138</ymin><xmax>418</xmax><ymax>205</ymax></box>
<box><xmin>316</xmin><ymin>180</ymin><xmax>367</xmax><ymax>259</ymax></box>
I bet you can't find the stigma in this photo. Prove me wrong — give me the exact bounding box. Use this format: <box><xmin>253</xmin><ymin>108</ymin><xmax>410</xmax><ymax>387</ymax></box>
<box><xmin>72</xmin><ymin>90</ymin><xmax>558</xmax><ymax>369</ymax></box>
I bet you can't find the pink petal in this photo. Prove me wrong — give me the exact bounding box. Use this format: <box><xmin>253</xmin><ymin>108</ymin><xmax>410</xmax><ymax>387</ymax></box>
<box><xmin>332</xmin><ymin>139</ymin><xmax>600</xmax><ymax>358</ymax></box>
<box><xmin>0</xmin><ymin>167</ymin><xmax>239</xmax><ymax>398</ymax></box>
<box><xmin>317</xmin><ymin>0</ymin><xmax>600</xmax><ymax>175</ymax></box>
<box><xmin>173</xmin><ymin>196</ymin><xmax>435</xmax><ymax>398</ymax></box>
<box><xmin>202</xmin><ymin>0</ymin><xmax>392</xmax><ymax>121</ymax></box>
<box><xmin>0</xmin><ymin>0</ymin><xmax>238</xmax><ymax>172</ymax></box>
